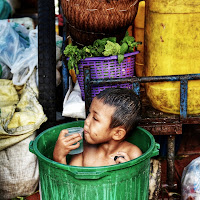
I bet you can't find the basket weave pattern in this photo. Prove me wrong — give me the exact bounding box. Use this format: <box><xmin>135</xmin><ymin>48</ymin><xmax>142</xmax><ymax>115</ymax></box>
<box><xmin>61</xmin><ymin>0</ymin><xmax>139</xmax><ymax>46</ymax></box>
<box><xmin>75</xmin><ymin>51</ymin><xmax>139</xmax><ymax>100</ymax></box>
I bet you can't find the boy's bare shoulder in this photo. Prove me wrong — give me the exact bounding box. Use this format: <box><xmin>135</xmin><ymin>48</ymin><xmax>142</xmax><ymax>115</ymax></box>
<box><xmin>123</xmin><ymin>141</ymin><xmax>142</xmax><ymax>160</ymax></box>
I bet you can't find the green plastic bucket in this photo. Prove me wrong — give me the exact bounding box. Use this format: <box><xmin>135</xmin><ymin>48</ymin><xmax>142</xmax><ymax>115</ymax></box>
<box><xmin>29</xmin><ymin>121</ymin><xmax>159</xmax><ymax>200</ymax></box>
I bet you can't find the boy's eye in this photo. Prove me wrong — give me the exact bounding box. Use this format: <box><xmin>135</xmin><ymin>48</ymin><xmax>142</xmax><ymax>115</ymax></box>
<box><xmin>93</xmin><ymin>116</ymin><xmax>98</xmax><ymax>121</ymax></box>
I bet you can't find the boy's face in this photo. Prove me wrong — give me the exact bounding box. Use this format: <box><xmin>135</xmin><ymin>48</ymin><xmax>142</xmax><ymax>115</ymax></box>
<box><xmin>84</xmin><ymin>97</ymin><xmax>116</xmax><ymax>144</ymax></box>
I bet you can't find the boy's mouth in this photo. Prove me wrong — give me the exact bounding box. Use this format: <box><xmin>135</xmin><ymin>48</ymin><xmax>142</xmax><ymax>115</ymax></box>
<box><xmin>84</xmin><ymin>131</ymin><xmax>89</xmax><ymax>136</ymax></box>
<box><xmin>83</xmin><ymin>128</ymin><xmax>89</xmax><ymax>135</ymax></box>
<box><xmin>83</xmin><ymin>129</ymin><xmax>90</xmax><ymax>142</ymax></box>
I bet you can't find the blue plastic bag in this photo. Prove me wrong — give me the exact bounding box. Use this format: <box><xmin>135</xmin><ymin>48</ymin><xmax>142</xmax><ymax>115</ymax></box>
<box><xmin>0</xmin><ymin>20</ymin><xmax>25</xmax><ymax>67</ymax></box>
<box><xmin>0</xmin><ymin>21</ymin><xmax>38</xmax><ymax>85</ymax></box>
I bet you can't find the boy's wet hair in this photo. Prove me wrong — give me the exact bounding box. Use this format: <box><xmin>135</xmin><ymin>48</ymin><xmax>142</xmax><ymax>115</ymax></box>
<box><xmin>96</xmin><ymin>88</ymin><xmax>141</xmax><ymax>138</ymax></box>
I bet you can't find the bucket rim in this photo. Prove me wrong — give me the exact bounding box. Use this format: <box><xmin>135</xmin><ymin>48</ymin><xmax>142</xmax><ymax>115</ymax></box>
<box><xmin>30</xmin><ymin>121</ymin><xmax>157</xmax><ymax>172</ymax></box>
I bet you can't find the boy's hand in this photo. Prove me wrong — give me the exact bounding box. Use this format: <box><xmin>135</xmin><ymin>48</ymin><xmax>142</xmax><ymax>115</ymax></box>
<box><xmin>53</xmin><ymin>129</ymin><xmax>82</xmax><ymax>164</ymax></box>
<box><xmin>114</xmin><ymin>152</ymin><xmax>130</xmax><ymax>164</ymax></box>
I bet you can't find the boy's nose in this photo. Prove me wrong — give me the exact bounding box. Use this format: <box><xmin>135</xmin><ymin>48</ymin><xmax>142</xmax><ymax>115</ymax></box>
<box><xmin>84</xmin><ymin>115</ymin><xmax>90</xmax><ymax>126</ymax></box>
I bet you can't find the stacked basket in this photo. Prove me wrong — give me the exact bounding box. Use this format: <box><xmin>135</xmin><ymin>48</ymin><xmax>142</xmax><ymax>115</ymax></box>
<box><xmin>62</xmin><ymin>0</ymin><xmax>140</xmax><ymax>99</ymax></box>
<box><xmin>61</xmin><ymin>0</ymin><xmax>139</xmax><ymax>46</ymax></box>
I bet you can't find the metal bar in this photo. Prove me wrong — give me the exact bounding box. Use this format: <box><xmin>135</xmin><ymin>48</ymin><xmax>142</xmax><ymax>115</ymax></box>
<box><xmin>38</xmin><ymin>0</ymin><xmax>56</xmax><ymax>130</ymax></box>
<box><xmin>90</xmin><ymin>73</ymin><xmax>200</xmax><ymax>86</ymax></box>
<box><xmin>62</xmin><ymin>59</ymin><xmax>69</xmax><ymax>98</ymax></box>
<box><xmin>167</xmin><ymin>135</ymin><xmax>175</xmax><ymax>189</ymax></box>
<box><xmin>62</xmin><ymin>22</ymin><xmax>69</xmax><ymax>98</ymax></box>
<box><xmin>180</xmin><ymin>79</ymin><xmax>188</xmax><ymax>119</ymax></box>
<box><xmin>132</xmin><ymin>74</ymin><xmax>200</xmax><ymax>83</ymax></box>
<box><xmin>140</xmin><ymin>123</ymin><xmax>182</xmax><ymax>135</ymax></box>
<box><xmin>84</xmin><ymin>66</ymin><xmax>92</xmax><ymax>116</ymax></box>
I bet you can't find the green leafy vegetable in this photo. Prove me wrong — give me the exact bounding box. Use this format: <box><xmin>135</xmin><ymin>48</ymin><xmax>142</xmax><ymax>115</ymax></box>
<box><xmin>64</xmin><ymin>33</ymin><xmax>141</xmax><ymax>73</ymax></box>
<box><xmin>63</xmin><ymin>44</ymin><xmax>82</xmax><ymax>74</ymax></box>
<box><xmin>102</xmin><ymin>41</ymin><xmax>120</xmax><ymax>57</ymax></box>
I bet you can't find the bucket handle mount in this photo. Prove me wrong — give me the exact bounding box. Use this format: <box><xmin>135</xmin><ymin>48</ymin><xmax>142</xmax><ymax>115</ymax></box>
<box><xmin>71</xmin><ymin>171</ymin><xmax>109</xmax><ymax>180</ymax></box>
<box><xmin>151</xmin><ymin>142</ymin><xmax>160</xmax><ymax>157</ymax></box>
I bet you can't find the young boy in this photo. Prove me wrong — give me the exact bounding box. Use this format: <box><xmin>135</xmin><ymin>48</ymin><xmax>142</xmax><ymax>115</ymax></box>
<box><xmin>53</xmin><ymin>88</ymin><xmax>142</xmax><ymax>166</ymax></box>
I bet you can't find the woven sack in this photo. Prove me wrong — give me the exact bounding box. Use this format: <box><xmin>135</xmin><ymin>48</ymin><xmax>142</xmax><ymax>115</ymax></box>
<box><xmin>61</xmin><ymin>0</ymin><xmax>139</xmax><ymax>46</ymax></box>
<box><xmin>0</xmin><ymin>133</ymin><xmax>39</xmax><ymax>200</ymax></box>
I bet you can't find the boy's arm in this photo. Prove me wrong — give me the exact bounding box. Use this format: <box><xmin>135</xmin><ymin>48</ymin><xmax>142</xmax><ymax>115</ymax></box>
<box><xmin>53</xmin><ymin>129</ymin><xmax>82</xmax><ymax>165</ymax></box>
<box><xmin>130</xmin><ymin>145</ymin><xmax>142</xmax><ymax>159</ymax></box>
<box><xmin>69</xmin><ymin>153</ymin><xmax>83</xmax><ymax>166</ymax></box>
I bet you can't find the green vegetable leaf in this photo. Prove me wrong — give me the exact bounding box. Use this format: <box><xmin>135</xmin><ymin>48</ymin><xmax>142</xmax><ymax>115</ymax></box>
<box><xmin>93</xmin><ymin>39</ymin><xmax>100</xmax><ymax>47</ymax></box>
<box><xmin>98</xmin><ymin>38</ymin><xmax>108</xmax><ymax>47</ymax></box>
<box><xmin>85</xmin><ymin>47</ymin><xmax>91</xmax><ymax>53</ymax></box>
<box><xmin>108</xmin><ymin>37</ymin><xmax>117</xmax><ymax>43</ymax></box>
<box><xmin>128</xmin><ymin>46</ymin><xmax>134</xmax><ymax>53</ymax></box>
<box><xmin>120</xmin><ymin>35</ymin><xmax>135</xmax><ymax>46</ymax></box>
<box><xmin>120</xmin><ymin>43</ymin><xmax>128</xmax><ymax>55</ymax></box>
<box><xmin>118</xmin><ymin>54</ymin><xmax>124</xmax><ymax>64</ymax></box>
<box><xmin>97</xmin><ymin>46</ymin><xmax>104</xmax><ymax>54</ymax></box>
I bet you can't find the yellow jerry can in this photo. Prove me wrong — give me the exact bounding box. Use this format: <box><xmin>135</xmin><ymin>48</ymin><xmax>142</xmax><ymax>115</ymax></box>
<box><xmin>144</xmin><ymin>0</ymin><xmax>200</xmax><ymax>114</ymax></box>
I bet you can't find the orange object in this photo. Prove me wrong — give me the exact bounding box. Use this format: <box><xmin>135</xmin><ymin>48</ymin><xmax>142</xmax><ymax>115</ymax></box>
<box><xmin>133</xmin><ymin>1</ymin><xmax>145</xmax><ymax>77</ymax></box>
<box><xmin>25</xmin><ymin>191</ymin><xmax>40</xmax><ymax>200</ymax></box>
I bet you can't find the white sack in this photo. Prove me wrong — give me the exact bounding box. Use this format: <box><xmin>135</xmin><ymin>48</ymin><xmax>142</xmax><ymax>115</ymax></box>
<box><xmin>0</xmin><ymin>132</ymin><xmax>39</xmax><ymax>200</ymax></box>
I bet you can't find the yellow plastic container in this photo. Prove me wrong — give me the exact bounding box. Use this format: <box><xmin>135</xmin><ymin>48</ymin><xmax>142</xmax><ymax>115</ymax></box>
<box><xmin>134</xmin><ymin>1</ymin><xmax>145</xmax><ymax>77</ymax></box>
<box><xmin>144</xmin><ymin>0</ymin><xmax>200</xmax><ymax>114</ymax></box>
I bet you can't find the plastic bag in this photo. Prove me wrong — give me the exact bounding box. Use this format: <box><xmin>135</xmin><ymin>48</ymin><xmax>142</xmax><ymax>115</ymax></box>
<box><xmin>11</xmin><ymin>27</ymin><xmax>38</xmax><ymax>85</ymax></box>
<box><xmin>0</xmin><ymin>62</ymin><xmax>12</xmax><ymax>79</ymax></box>
<box><xmin>7</xmin><ymin>17</ymin><xmax>35</xmax><ymax>30</ymax></box>
<box><xmin>0</xmin><ymin>21</ymin><xmax>38</xmax><ymax>85</ymax></box>
<box><xmin>0</xmin><ymin>21</ymin><xmax>25</xmax><ymax>68</ymax></box>
<box><xmin>56</xmin><ymin>34</ymin><xmax>63</xmax><ymax>62</ymax></box>
<box><xmin>62</xmin><ymin>79</ymin><xmax>86</xmax><ymax>119</ymax></box>
<box><xmin>181</xmin><ymin>156</ymin><xmax>200</xmax><ymax>200</ymax></box>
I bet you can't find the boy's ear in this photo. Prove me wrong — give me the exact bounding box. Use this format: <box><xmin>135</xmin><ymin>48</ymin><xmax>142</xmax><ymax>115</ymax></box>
<box><xmin>112</xmin><ymin>127</ymin><xmax>126</xmax><ymax>141</ymax></box>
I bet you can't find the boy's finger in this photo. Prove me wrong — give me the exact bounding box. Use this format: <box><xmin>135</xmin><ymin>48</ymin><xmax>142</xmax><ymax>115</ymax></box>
<box><xmin>65</xmin><ymin>134</ymin><xmax>82</xmax><ymax>146</ymax></box>
<box><xmin>117</xmin><ymin>151</ymin><xmax>130</xmax><ymax>160</ymax></box>
<box><xmin>114</xmin><ymin>155</ymin><xmax>124</xmax><ymax>161</ymax></box>
<box><xmin>59</xmin><ymin>129</ymin><xmax>69</xmax><ymax>138</ymax></box>
<box><xmin>69</xmin><ymin>142</ymin><xmax>80</xmax><ymax>150</ymax></box>
<box><xmin>64</xmin><ymin>133</ymin><xmax>82</xmax><ymax>141</ymax></box>
<box><xmin>115</xmin><ymin>156</ymin><xmax>126</xmax><ymax>164</ymax></box>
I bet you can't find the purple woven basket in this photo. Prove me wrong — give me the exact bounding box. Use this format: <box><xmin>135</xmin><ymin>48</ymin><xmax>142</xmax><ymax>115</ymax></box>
<box><xmin>72</xmin><ymin>51</ymin><xmax>139</xmax><ymax>100</ymax></box>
